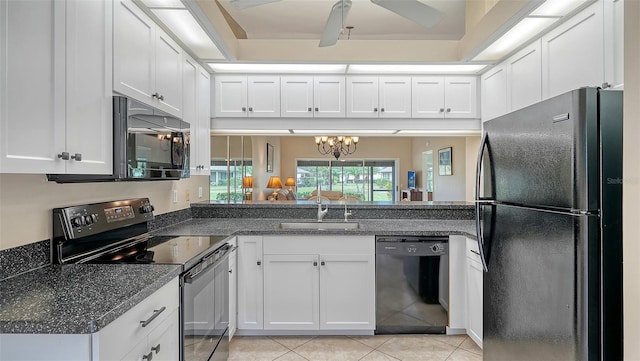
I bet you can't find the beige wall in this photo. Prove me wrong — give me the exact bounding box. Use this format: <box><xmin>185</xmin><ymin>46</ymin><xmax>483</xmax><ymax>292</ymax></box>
<box><xmin>465</xmin><ymin>137</ymin><xmax>481</xmax><ymax>202</ymax></box>
<box><xmin>251</xmin><ymin>136</ymin><xmax>281</xmax><ymax>200</ymax></box>
<box><xmin>0</xmin><ymin>174</ymin><xmax>210</xmax><ymax>250</ymax></box>
<box><xmin>624</xmin><ymin>1</ymin><xmax>640</xmax><ymax>359</ymax></box>
<box><xmin>411</xmin><ymin>137</ymin><xmax>475</xmax><ymax>202</ymax></box>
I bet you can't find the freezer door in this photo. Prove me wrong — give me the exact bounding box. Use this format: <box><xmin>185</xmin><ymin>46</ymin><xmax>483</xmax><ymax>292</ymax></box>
<box><xmin>482</xmin><ymin>87</ymin><xmax>599</xmax><ymax>211</ymax></box>
<box><xmin>482</xmin><ymin>204</ymin><xmax>600</xmax><ymax>361</ymax></box>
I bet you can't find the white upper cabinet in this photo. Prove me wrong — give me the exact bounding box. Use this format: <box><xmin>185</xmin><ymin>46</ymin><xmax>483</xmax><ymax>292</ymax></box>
<box><xmin>346</xmin><ymin>76</ymin><xmax>411</xmax><ymax>118</ymax></box>
<box><xmin>215</xmin><ymin>76</ymin><xmax>280</xmax><ymax>117</ymax></box>
<box><xmin>541</xmin><ymin>1</ymin><xmax>604</xmax><ymax>99</ymax></box>
<box><xmin>113</xmin><ymin>0</ymin><xmax>182</xmax><ymax>117</ymax></box>
<box><xmin>346</xmin><ymin>76</ymin><xmax>379</xmax><ymax>118</ymax></box>
<box><xmin>604</xmin><ymin>0</ymin><xmax>624</xmax><ymax>90</ymax></box>
<box><xmin>281</xmin><ymin>76</ymin><xmax>314</xmax><ymax>118</ymax></box>
<box><xmin>507</xmin><ymin>40</ymin><xmax>542</xmax><ymax>112</ymax></box>
<box><xmin>313</xmin><ymin>76</ymin><xmax>346</xmax><ymax>118</ymax></box>
<box><xmin>481</xmin><ymin>65</ymin><xmax>507</xmax><ymax>122</ymax></box>
<box><xmin>412</xmin><ymin>76</ymin><xmax>478</xmax><ymax>119</ymax></box>
<box><xmin>0</xmin><ymin>0</ymin><xmax>112</xmax><ymax>174</ymax></box>
<box><xmin>195</xmin><ymin>67</ymin><xmax>211</xmax><ymax>175</ymax></box>
<box><xmin>379</xmin><ymin>76</ymin><xmax>411</xmax><ymax>118</ymax></box>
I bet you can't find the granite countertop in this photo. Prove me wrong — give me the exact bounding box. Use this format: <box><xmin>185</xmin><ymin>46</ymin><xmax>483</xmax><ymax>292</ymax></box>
<box><xmin>0</xmin><ymin>264</ymin><xmax>181</xmax><ymax>334</ymax></box>
<box><xmin>154</xmin><ymin>218</ymin><xmax>477</xmax><ymax>239</ymax></box>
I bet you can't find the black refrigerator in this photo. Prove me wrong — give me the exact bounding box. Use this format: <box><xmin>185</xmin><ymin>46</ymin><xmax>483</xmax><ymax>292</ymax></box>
<box><xmin>475</xmin><ymin>87</ymin><xmax>623</xmax><ymax>360</ymax></box>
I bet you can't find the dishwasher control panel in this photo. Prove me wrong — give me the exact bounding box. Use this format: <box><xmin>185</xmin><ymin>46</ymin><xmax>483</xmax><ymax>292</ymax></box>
<box><xmin>376</xmin><ymin>236</ymin><xmax>448</xmax><ymax>256</ymax></box>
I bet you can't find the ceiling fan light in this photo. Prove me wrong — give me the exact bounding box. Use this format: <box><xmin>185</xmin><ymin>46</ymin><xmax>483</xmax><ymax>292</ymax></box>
<box><xmin>318</xmin><ymin>0</ymin><xmax>353</xmax><ymax>47</ymax></box>
<box><xmin>370</xmin><ymin>0</ymin><xmax>444</xmax><ymax>28</ymax></box>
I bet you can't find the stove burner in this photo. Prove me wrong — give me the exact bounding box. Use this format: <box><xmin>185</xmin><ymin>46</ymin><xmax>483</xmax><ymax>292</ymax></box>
<box><xmin>134</xmin><ymin>250</ymin><xmax>155</xmax><ymax>264</ymax></box>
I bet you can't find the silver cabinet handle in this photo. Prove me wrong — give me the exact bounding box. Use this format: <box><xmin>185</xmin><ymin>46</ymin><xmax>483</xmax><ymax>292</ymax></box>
<box><xmin>257</xmin><ymin>261</ymin><xmax>261</xmax><ymax>266</ymax></box>
<box><xmin>321</xmin><ymin>261</ymin><xmax>325</xmax><ymax>266</ymax></box>
<box><xmin>158</xmin><ymin>94</ymin><xmax>164</xmax><ymax>101</ymax></box>
<box><xmin>313</xmin><ymin>261</ymin><xmax>318</xmax><ymax>266</ymax></box>
<box><xmin>439</xmin><ymin>108</ymin><xmax>445</xmax><ymax>112</ymax></box>
<box><xmin>381</xmin><ymin>108</ymin><xmax>385</xmax><ymax>112</ymax></box>
<box><xmin>248</xmin><ymin>107</ymin><xmax>253</xmax><ymax>111</ymax></box>
<box><xmin>242</xmin><ymin>107</ymin><xmax>247</xmax><ymax>111</ymax></box>
<box><xmin>142</xmin><ymin>352</ymin><xmax>153</xmax><ymax>360</ymax></box>
<box><xmin>470</xmin><ymin>250</ymin><xmax>480</xmax><ymax>256</ymax></box>
<box><xmin>315</xmin><ymin>107</ymin><xmax>319</xmax><ymax>111</ymax></box>
<box><xmin>71</xmin><ymin>153</ymin><xmax>82</xmax><ymax>161</ymax></box>
<box><xmin>446</xmin><ymin>108</ymin><xmax>451</xmax><ymax>112</ymax></box>
<box><xmin>151</xmin><ymin>344</ymin><xmax>161</xmax><ymax>354</ymax></box>
<box><xmin>308</xmin><ymin>107</ymin><xmax>312</xmax><ymax>111</ymax></box>
<box><xmin>373</xmin><ymin>108</ymin><xmax>378</xmax><ymax>112</ymax></box>
<box><xmin>140</xmin><ymin>306</ymin><xmax>166</xmax><ymax>327</ymax></box>
<box><xmin>152</xmin><ymin>92</ymin><xmax>160</xmax><ymax>99</ymax></box>
<box><xmin>58</xmin><ymin>152</ymin><xmax>70</xmax><ymax>160</ymax></box>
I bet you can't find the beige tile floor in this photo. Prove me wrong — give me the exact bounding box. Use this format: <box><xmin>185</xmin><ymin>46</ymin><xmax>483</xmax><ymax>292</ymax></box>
<box><xmin>229</xmin><ymin>334</ymin><xmax>482</xmax><ymax>361</ymax></box>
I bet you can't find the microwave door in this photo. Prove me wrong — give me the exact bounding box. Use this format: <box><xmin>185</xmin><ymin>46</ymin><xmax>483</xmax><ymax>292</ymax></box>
<box><xmin>127</xmin><ymin>117</ymin><xmax>178</xmax><ymax>179</ymax></box>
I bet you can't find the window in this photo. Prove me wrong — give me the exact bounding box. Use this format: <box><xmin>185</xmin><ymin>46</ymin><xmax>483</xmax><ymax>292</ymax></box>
<box><xmin>296</xmin><ymin>160</ymin><xmax>396</xmax><ymax>201</ymax></box>
<box><xmin>210</xmin><ymin>160</ymin><xmax>252</xmax><ymax>202</ymax></box>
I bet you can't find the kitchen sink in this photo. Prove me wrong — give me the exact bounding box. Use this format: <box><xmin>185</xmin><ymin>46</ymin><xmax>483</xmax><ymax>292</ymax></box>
<box><xmin>279</xmin><ymin>222</ymin><xmax>360</xmax><ymax>230</ymax></box>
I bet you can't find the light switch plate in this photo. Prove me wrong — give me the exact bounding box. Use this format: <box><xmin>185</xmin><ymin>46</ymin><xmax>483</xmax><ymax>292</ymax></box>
<box><xmin>198</xmin><ymin>187</ymin><xmax>203</xmax><ymax>198</ymax></box>
<box><xmin>172</xmin><ymin>190</ymin><xmax>178</xmax><ymax>203</ymax></box>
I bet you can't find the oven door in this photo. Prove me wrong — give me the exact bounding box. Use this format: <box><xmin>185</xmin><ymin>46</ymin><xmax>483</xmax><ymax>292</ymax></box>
<box><xmin>181</xmin><ymin>246</ymin><xmax>230</xmax><ymax>361</ymax></box>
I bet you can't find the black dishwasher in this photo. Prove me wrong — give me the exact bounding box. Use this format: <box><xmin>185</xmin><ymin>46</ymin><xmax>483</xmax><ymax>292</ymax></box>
<box><xmin>375</xmin><ymin>236</ymin><xmax>449</xmax><ymax>334</ymax></box>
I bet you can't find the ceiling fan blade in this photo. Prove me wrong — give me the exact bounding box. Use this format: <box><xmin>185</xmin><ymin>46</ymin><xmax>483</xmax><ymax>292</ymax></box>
<box><xmin>319</xmin><ymin>0</ymin><xmax>352</xmax><ymax>47</ymax></box>
<box><xmin>371</xmin><ymin>0</ymin><xmax>443</xmax><ymax>28</ymax></box>
<box><xmin>230</xmin><ymin>0</ymin><xmax>281</xmax><ymax>10</ymax></box>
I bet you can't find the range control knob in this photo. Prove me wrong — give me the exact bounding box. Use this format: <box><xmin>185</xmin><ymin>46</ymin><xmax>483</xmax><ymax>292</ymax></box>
<box><xmin>84</xmin><ymin>214</ymin><xmax>98</xmax><ymax>225</ymax></box>
<box><xmin>431</xmin><ymin>245</ymin><xmax>438</xmax><ymax>252</ymax></box>
<box><xmin>71</xmin><ymin>216</ymin><xmax>85</xmax><ymax>227</ymax></box>
<box><xmin>140</xmin><ymin>204</ymin><xmax>155</xmax><ymax>214</ymax></box>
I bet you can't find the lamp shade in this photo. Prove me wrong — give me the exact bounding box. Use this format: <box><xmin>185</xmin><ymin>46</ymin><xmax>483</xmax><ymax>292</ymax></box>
<box><xmin>266</xmin><ymin>176</ymin><xmax>282</xmax><ymax>189</ymax></box>
<box><xmin>284</xmin><ymin>177</ymin><xmax>296</xmax><ymax>187</ymax></box>
<box><xmin>243</xmin><ymin>176</ymin><xmax>253</xmax><ymax>188</ymax></box>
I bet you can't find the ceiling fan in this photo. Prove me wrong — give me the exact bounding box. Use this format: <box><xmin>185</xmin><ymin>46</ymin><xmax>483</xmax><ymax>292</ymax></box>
<box><xmin>229</xmin><ymin>0</ymin><xmax>445</xmax><ymax>47</ymax></box>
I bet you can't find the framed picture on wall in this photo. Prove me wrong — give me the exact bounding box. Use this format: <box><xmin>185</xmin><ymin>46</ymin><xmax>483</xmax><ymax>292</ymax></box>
<box><xmin>438</xmin><ymin>147</ymin><xmax>452</xmax><ymax>176</ymax></box>
<box><xmin>266</xmin><ymin>143</ymin><xmax>274</xmax><ymax>173</ymax></box>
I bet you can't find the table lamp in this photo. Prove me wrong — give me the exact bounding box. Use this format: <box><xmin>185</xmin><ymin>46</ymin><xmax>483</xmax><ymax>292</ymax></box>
<box><xmin>242</xmin><ymin>176</ymin><xmax>253</xmax><ymax>201</ymax></box>
<box><xmin>284</xmin><ymin>177</ymin><xmax>296</xmax><ymax>191</ymax></box>
<box><xmin>266</xmin><ymin>176</ymin><xmax>282</xmax><ymax>200</ymax></box>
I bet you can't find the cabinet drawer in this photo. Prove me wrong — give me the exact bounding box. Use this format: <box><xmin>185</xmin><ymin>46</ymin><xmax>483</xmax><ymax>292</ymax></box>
<box><xmin>98</xmin><ymin>277</ymin><xmax>179</xmax><ymax>360</ymax></box>
<box><xmin>263</xmin><ymin>235</ymin><xmax>374</xmax><ymax>255</ymax></box>
<box><xmin>466</xmin><ymin>237</ymin><xmax>482</xmax><ymax>264</ymax></box>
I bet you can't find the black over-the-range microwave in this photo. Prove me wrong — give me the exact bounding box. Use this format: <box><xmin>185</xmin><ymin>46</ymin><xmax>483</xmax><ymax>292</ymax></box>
<box><xmin>48</xmin><ymin>96</ymin><xmax>190</xmax><ymax>183</ymax></box>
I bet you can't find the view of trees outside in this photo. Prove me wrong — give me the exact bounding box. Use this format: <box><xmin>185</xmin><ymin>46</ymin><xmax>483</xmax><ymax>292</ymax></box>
<box><xmin>210</xmin><ymin>160</ymin><xmax>252</xmax><ymax>202</ymax></box>
<box><xmin>296</xmin><ymin>160</ymin><xmax>396</xmax><ymax>201</ymax></box>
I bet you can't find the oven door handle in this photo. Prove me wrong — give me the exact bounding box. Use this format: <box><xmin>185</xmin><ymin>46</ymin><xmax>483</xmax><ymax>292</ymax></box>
<box><xmin>183</xmin><ymin>244</ymin><xmax>231</xmax><ymax>284</ymax></box>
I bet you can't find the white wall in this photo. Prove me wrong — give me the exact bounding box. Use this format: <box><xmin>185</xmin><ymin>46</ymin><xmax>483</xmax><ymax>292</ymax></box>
<box><xmin>623</xmin><ymin>1</ymin><xmax>640</xmax><ymax>358</ymax></box>
<box><xmin>0</xmin><ymin>174</ymin><xmax>209</xmax><ymax>250</ymax></box>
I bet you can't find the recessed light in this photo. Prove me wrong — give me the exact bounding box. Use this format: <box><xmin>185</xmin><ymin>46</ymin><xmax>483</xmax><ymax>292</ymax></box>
<box><xmin>207</xmin><ymin>63</ymin><xmax>348</xmax><ymax>74</ymax></box>
<box><xmin>347</xmin><ymin>64</ymin><xmax>487</xmax><ymax>74</ymax></box>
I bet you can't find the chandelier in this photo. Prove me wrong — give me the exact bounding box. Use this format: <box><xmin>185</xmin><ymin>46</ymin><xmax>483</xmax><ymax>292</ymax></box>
<box><xmin>314</xmin><ymin>136</ymin><xmax>359</xmax><ymax>160</ymax></box>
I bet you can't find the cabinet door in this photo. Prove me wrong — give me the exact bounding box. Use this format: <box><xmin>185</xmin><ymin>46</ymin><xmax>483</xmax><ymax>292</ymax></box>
<box><xmin>346</xmin><ymin>76</ymin><xmax>379</xmax><ymax>118</ymax></box>
<box><xmin>467</xmin><ymin>257</ymin><xmax>483</xmax><ymax>348</ymax></box>
<box><xmin>195</xmin><ymin>67</ymin><xmax>211</xmax><ymax>175</ymax></box>
<box><xmin>65</xmin><ymin>0</ymin><xmax>113</xmax><ymax>175</ymax></box>
<box><xmin>481</xmin><ymin>65</ymin><xmax>507</xmax><ymax>122</ymax></box>
<box><xmin>184</xmin><ymin>55</ymin><xmax>198</xmax><ymax>175</ymax></box>
<box><xmin>214</xmin><ymin>76</ymin><xmax>247</xmax><ymax>118</ymax></box>
<box><xmin>281</xmin><ymin>76</ymin><xmax>314</xmax><ymax>118</ymax></box>
<box><xmin>154</xmin><ymin>29</ymin><xmax>182</xmax><ymax>117</ymax></box>
<box><xmin>113</xmin><ymin>0</ymin><xmax>155</xmax><ymax>103</ymax></box>
<box><xmin>411</xmin><ymin>76</ymin><xmax>445</xmax><ymax>118</ymax></box>
<box><xmin>508</xmin><ymin>40</ymin><xmax>542</xmax><ymax>112</ymax></box>
<box><xmin>319</xmin><ymin>254</ymin><xmax>375</xmax><ymax>330</ymax></box>
<box><xmin>541</xmin><ymin>1</ymin><xmax>604</xmax><ymax>99</ymax></box>
<box><xmin>237</xmin><ymin>236</ymin><xmax>264</xmax><ymax>329</ymax></box>
<box><xmin>604</xmin><ymin>0</ymin><xmax>624</xmax><ymax>90</ymax></box>
<box><xmin>313</xmin><ymin>76</ymin><xmax>345</xmax><ymax>118</ymax></box>
<box><xmin>264</xmin><ymin>254</ymin><xmax>320</xmax><ymax>330</ymax></box>
<box><xmin>0</xmin><ymin>0</ymin><xmax>66</xmax><ymax>173</ymax></box>
<box><xmin>379</xmin><ymin>76</ymin><xmax>411</xmax><ymax>118</ymax></box>
<box><xmin>248</xmin><ymin>76</ymin><xmax>280</xmax><ymax>117</ymax></box>
<box><xmin>444</xmin><ymin>77</ymin><xmax>477</xmax><ymax>118</ymax></box>
<box><xmin>229</xmin><ymin>245</ymin><xmax>237</xmax><ymax>339</ymax></box>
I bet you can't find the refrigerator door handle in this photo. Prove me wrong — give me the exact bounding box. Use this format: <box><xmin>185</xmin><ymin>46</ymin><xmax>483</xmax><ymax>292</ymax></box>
<box><xmin>475</xmin><ymin>132</ymin><xmax>491</xmax><ymax>272</ymax></box>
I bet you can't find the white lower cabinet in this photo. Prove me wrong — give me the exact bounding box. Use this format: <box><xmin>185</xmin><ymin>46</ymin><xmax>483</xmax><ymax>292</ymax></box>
<box><xmin>0</xmin><ymin>278</ymin><xmax>179</xmax><ymax>361</ymax></box>
<box><xmin>466</xmin><ymin>238</ymin><xmax>483</xmax><ymax>348</ymax></box>
<box><xmin>229</xmin><ymin>237</ymin><xmax>238</xmax><ymax>339</ymax></box>
<box><xmin>237</xmin><ymin>235</ymin><xmax>375</xmax><ymax>333</ymax></box>
<box><xmin>237</xmin><ymin>236</ymin><xmax>264</xmax><ymax>330</ymax></box>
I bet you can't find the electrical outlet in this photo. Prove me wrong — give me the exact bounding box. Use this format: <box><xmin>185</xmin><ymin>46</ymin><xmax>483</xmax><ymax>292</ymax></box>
<box><xmin>172</xmin><ymin>190</ymin><xmax>178</xmax><ymax>203</ymax></box>
<box><xmin>198</xmin><ymin>187</ymin><xmax>203</xmax><ymax>198</ymax></box>
<box><xmin>186</xmin><ymin>189</ymin><xmax>190</xmax><ymax>202</ymax></box>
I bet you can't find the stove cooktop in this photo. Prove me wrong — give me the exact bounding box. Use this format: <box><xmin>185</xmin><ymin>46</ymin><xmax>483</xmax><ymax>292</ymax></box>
<box><xmin>92</xmin><ymin>235</ymin><xmax>229</xmax><ymax>267</ymax></box>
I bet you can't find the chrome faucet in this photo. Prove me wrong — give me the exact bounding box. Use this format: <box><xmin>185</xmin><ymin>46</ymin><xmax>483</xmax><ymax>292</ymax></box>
<box><xmin>343</xmin><ymin>203</ymin><xmax>352</xmax><ymax>222</ymax></box>
<box><xmin>317</xmin><ymin>184</ymin><xmax>328</xmax><ymax>222</ymax></box>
